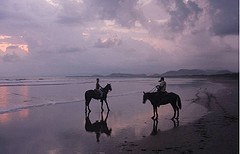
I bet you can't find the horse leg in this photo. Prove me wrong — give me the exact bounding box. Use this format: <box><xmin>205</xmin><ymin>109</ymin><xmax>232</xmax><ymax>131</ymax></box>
<box><xmin>170</xmin><ymin>103</ymin><xmax>176</xmax><ymax>119</ymax></box>
<box><xmin>172</xmin><ymin>108</ymin><xmax>177</xmax><ymax>120</ymax></box>
<box><xmin>101</xmin><ymin>100</ymin><xmax>104</xmax><ymax>111</ymax></box>
<box><xmin>88</xmin><ymin>105</ymin><xmax>91</xmax><ymax>113</ymax></box>
<box><xmin>155</xmin><ymin>107</ymin><xmax>158</xmax><ymax>119</ymax></box>
<box><xmin>85</xmin><ymin>103</ymin><xmax>91</xmax><ymax>113</ymax></box>
<box><xmin>176</xmin><ymin>108</ymin><xmax>179</xmax><ymax>119</ymax></box>
<box><xmin>104</xmin><ymin>99</ymin><xmax>110</xmax><ymax>111</ymax></box>
<box><xmin>151</xmin><ymin>106</ymin><xmax>155</xmax><ymax>119</ymax></box>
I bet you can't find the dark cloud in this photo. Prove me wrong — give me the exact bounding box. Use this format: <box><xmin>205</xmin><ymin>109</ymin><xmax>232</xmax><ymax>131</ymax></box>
<box><xmin>59</xmin><ymin>46</ymin><xmax>86</xmax><ymax>53</ymax></box>
<box><xmin>160</xmin><ymin>0</ymin><xmax>202</xmax><ymax>32</ymax></box>
<box><xmin>209</xmin><ymin>0</ymin><xmax>239</xmax><ymax>36</ymax></box>
<box><xmin>2</xmin><ymin>53</ymin><xmax>20</xmax><ymax>62</ymax></box>
<box><xmin>56</xmin><ymin>1</ymin><xmax>87</xmax><ymax>24</ymax></box>
<box><xmin>87</xmin><ymin>0</ymin><xmax>142</xmax><ymax>27</ymax></box>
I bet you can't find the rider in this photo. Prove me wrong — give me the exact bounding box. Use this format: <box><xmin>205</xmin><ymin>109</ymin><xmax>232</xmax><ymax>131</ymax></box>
<box><xmin>156</xmin><ymin>77</ymin><xmax>167</xmax><ymax>99</ymax></box>
<box><xmin>95</xmin><ymin>78</ymin><xmax>103</xmax><ymax>98</ymax></box>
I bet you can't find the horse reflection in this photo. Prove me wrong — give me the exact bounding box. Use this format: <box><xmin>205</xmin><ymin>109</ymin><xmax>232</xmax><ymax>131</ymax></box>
<box><xmin>150</xmin><ymin>118</ymin><xmax>179</xmax><ymax>136</ymax></box>
<box><xmin>172</xmin><ymin>118</ymin><xmax>179</xmax><ymax>128</ymax></box>
<box><xmin>85</xmin><ymin>110</ymin><xmax>112</xmax><ymax>142</ymax></box>
<box><xmin>150</xmin><ymin>119</ymin><xmax>159</xmax><ymax>136</ymax></box>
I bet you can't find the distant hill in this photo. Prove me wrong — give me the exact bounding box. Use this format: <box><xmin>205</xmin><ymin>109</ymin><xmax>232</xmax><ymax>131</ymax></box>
<box><xmin>83</xmin><ymin>69</ymin><xmax>235</xmax><ymax>78</ymax></box>
<box><xmin>106</xmin><ymin>73</ymin><xmax>147</xmax><ymax>78</ymax></box>
<box><xmin>160</xmin><ymin>69</ymin><xmax>233</xmax><ymax>77</ymax></box>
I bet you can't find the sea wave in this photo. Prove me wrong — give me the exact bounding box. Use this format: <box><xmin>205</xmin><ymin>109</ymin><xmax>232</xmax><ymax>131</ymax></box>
<box><xmin>0</xmin><ymin>99</ymin><xmax>84</xmax><ymax>115</ymax></box>
<box><xmin>0</xmin><ymin>90</ymin><xmax>142</xmax><ymax>115</ymax></box>
<box><xmin>0</xmin><ymin>77</ymin><xmax>95</xmax><ymax>87</ymax></box>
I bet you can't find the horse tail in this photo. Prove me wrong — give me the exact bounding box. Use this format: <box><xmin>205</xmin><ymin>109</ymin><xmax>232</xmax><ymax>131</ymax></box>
<box><xmin>177</xmin><ymin>95</ymin><xmax>182</xmax><ymax>109</ymax></box>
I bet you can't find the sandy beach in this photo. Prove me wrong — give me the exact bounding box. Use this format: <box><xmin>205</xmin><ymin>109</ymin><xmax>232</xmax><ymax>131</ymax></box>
<box><xmin>116</xmin><ymin>77</ymin><xmax>239</xmax><ymax>154</ymax></box>
<box><xmin>0</xmin><ymin>77</ymin><xmax>238</xmax><ymax>154</ymax></box>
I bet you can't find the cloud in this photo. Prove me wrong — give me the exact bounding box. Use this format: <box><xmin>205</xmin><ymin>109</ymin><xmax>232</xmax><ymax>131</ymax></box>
<box><xmin>2</xmin><ymin>52</ymin><xmax>20</xmax><ymax>62</ymax></box>
<box><xmin>78</xmin><ymin>0</ymin><xmax>144</xmax><ymax>27</ymax></box>
<box><xmin>208</xmin><ymin>0</ymin><xmax>239</xmax><ymax>36</ymax></box>
<box><xmin>56</xmin><ymin>0</ymin><xmax>86</xmax><ymax>24</ymax></box>
<box><xmin>162</xmin><ymin>0</ymin><xmax>202</xmax><ymax>32</ymax></box>
<box><xmin>94</xmin><ymin>36</ymin><xmax>122</xmax><ymax>48</ymax></box>
<box><xmin>0</xmin><ymin>0</ymin><xmax>238</xmax><ymax>76</ymax></box>
<box><xmin>59</xmin><ymin>46</ymin><xmax>86</xmax><ymax>53</ymax></box>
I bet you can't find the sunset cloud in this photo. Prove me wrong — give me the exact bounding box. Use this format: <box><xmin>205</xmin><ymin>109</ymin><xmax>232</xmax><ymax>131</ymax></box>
<box><xmin>0</xmin><ymin>0</ymin><xmax>238</xmax><ymax>76</ymax></box>
<box><xmin>0</xmin><ymin>43</ymin><xmax>28</xmax><ymax>53</ymax></box>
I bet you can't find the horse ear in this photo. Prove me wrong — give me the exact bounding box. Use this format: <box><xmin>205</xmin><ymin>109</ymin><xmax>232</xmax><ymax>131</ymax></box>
<box><xmin>143</xmin><ymin>91</ymin><xmax>145</xmax><ymax>94</ymax></box>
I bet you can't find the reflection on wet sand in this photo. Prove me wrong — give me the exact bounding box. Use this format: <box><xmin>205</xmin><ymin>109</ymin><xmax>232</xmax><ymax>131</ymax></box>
<box><xmin>0</xmin><ymin>86</ymin><xmax>30</xmax><ymax>123</ymax></box>
<box><xmin>150</xmin><ymin>118</ymin><xmax>179</xmax><ymax>136</ymax></box>
<box><xmin>0</xmin><ymin>113</ymin><xmax>11</xmax><ymax>123</ymax></box>
<box><xmin>85</xmin><ymin>110</ymin><xmax>112</xmax><ymax>142</ymax></box>
<box><xmin>0</xmin><ymin>87</ymin><xmax>9</xmax><ymax>108</ymax></box>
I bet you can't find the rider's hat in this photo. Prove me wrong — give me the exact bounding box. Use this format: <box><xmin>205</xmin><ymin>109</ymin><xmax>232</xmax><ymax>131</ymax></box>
<box><xmin>158</xmin><ymin>77</ymin><xmax>164</xmax><ymax>82</ymax></box>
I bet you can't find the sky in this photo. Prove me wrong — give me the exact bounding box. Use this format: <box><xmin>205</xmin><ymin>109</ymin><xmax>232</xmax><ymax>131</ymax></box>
<box><xmin>0</xmin><ymin>0</ymin><xmax>239</xmax><ymax>76</ymax></box>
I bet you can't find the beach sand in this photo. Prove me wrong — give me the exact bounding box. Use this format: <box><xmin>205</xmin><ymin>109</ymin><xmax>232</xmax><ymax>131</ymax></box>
<box><xmin>115</xmin><ymin>77</ymin><xmax>239</xmax><ymax>154</ymax></box>
<box><xmin>0</xmin><ymin>77</ymin><xmax>238</xmax><ymax>154</ymax></box>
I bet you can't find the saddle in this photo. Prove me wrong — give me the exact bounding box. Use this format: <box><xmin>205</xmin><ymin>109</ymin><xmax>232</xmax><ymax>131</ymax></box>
<box><xmin>94</xmin><ymin>89</ymin><xmax>103</xmax><ymax>98</ymax></box>
<box><xmin>156</xmin><ymin>91</ymin><xmax>168</xmax><ymax>99</ymax></box>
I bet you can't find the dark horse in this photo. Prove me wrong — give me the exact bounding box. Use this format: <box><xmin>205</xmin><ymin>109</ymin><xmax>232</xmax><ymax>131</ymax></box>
<box><xmin>85</xmin><ymin>110</ymin><xmax>112</xmax><ymax>142</ymax></box>
<box><xmin>143</xmin><ymin>92</ymin><xmax>182</xmax><ymax>120</ymax></box>
<box><xmin>85</xmin><ymin>83</ymin><xmax>112</xmax><ymax>113</ymax></box>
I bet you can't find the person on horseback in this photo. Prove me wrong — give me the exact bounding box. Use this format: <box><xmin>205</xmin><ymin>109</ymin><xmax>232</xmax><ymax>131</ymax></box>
<box><xmin>156</xmin><ymin>77</ymin><xmax>167</xmax><ymax>100</ymax></box>
<box><xmin>95</xmin><ymin>78</ymin><xmax>103</xmax><ymax>98</ymax></box>
<box><xmin>157</xmin><ymin>77</ymin><xmax>166</xmax><ymax>92</ymax></box>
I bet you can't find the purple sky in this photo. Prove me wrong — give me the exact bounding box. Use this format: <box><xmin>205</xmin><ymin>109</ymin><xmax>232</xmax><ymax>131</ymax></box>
<box><xmin>0</xmin><ymin>0</ymin><xmax>239</xmax><ymax>76</ymax></box>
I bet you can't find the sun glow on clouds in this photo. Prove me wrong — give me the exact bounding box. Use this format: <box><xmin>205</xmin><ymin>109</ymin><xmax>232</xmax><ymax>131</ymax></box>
<box><xmin>0</xmin><ymin>43</ymin><xmax>29</xmax><ymax>53</ymax></box>
<box><xmin>132</xmin><ymin>36</ymin><xmax>165</xmax><ymax>50</ymax></box>
<box><xmin>0</xmin><ymin>35</ymin><xmax>29</xmax><ymax>53</ymax></box>
<box><xmin>45</xmin><ymin>0</ymin><xmax>60</xmax><ymax>8</ymax></box>
<box><xmin>0</xmin><ymin>35</ymin><xmax>12</xmax><ymax>40</ymax></box>
<box><xmin>45</xmin><ymin>0</ymin><xmax>84</xmax><ymax>7</ymax></box>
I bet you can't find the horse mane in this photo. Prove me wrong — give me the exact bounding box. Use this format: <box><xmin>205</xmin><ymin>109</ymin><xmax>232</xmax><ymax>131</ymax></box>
<box><xmin>103</xmin><ymin>83</ymin><xmax>110</xmax><ymax>88</ymax></box>
<box><xmin>145</xmin><ymin>92</ymin><xmax>157</xmax><ymax>95</ymax></box>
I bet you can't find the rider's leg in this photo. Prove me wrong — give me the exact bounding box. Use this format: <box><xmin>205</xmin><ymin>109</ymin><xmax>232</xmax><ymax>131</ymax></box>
<box><xmin>100</xmin><ymin>90</ymin><xmax>103</xmax><ymax>97</ymax></box>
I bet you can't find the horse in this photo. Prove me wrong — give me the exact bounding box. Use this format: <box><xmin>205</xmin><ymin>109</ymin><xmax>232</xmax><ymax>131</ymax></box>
<box><xmin>143</xmin><ymin>91</ymin><xmax>182</xmax><ymax>120</ymax></box>
<box><xmin>85</xmin><ymin>110</ymin><xmax>112</xmax><ymax>142</ymax></box>
<box><xmin>85</xmin><ymin>83</ymin><xmax>112</xmax><ymax>113</ymax></box>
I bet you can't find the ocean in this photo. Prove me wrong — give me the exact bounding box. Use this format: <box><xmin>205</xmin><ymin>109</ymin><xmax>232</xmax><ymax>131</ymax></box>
<box><xmin>0</xmin><ymin>76</ymin><xmax>223</xmax><ymax>123</ymax></box>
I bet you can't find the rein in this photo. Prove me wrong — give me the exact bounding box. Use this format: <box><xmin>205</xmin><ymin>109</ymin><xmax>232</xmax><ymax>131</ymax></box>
<box><xmin>149</xmin><ymin>86</ymin><xmax>157</xmax><ymax>93</ymax></box>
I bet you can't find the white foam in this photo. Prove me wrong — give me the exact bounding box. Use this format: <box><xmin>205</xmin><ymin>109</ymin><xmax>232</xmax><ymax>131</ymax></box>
<box><xmin>0</xmin><ymin>99</ymin><xmax>84</xmax><ymax>114</ymax></box>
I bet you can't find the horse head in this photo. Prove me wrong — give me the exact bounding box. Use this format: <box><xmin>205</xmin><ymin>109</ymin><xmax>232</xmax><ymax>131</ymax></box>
<box><xmin>143</xmin><ymin>92</ymin><xmax>147</xmax><ymax>104</ymax></box>
<box><xmin>106</xmin><ymin>83</ymin><xmax>112</xmax><ymax>91</ymax></box>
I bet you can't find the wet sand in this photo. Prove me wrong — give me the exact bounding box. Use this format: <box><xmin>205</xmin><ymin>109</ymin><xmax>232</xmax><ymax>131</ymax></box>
<box><xmin>115</xmin><ymin>77</ymin><xmax>239</xmax><ymax>154</ymax></box>
<box><xmin>0</xmin><ymin>77</ymin><xmax>238</xmax><ymax>154</ymax></box>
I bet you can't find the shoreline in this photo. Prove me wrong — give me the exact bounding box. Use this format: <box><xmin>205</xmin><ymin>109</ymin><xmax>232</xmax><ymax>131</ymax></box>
<box><xmin>114</xmin><ymin>77</ymin><xmax>238</xmax><ymax>154</ymax></box>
